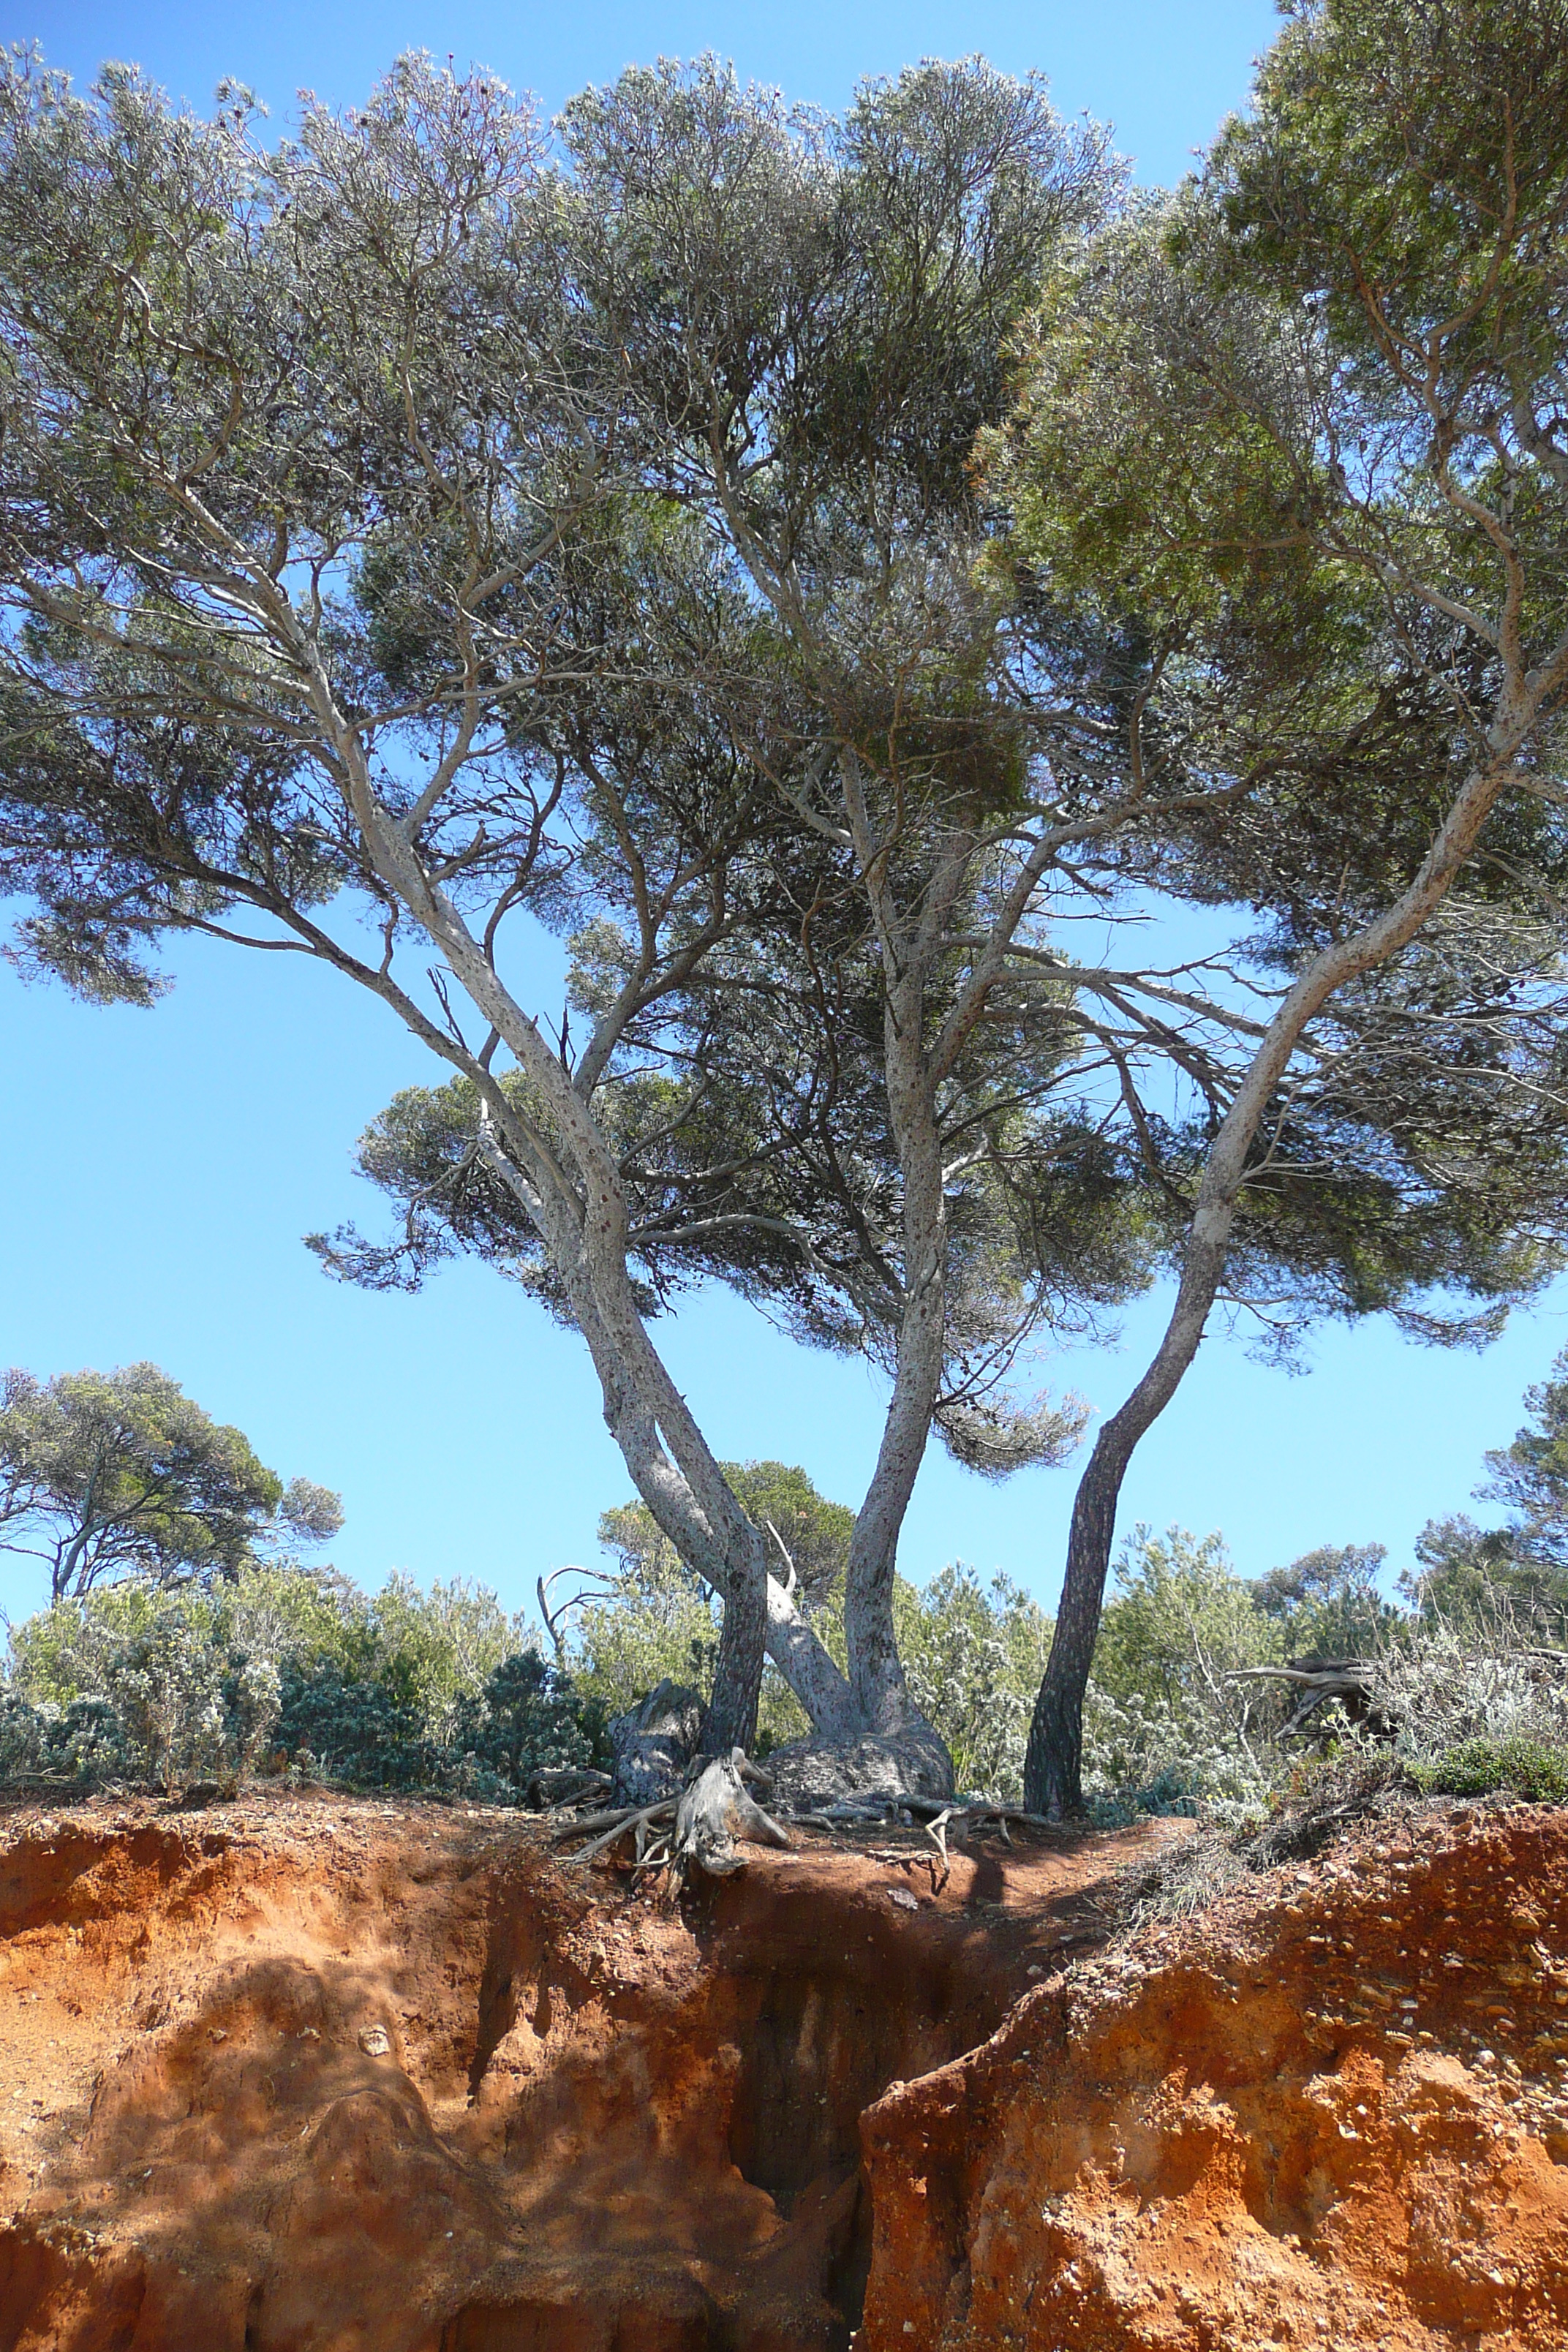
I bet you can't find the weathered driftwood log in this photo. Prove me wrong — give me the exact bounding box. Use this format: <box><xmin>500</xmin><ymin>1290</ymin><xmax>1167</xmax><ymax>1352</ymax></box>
<box><xmin>1226</xmin><ymin>1660</ymin><xmax>1386</xmax><ymax>1738</ymax></box>
<box><xmin>672</xmin><ymin>1750</ymin><xmax>794</xmax><ymax>1878</ymax></box>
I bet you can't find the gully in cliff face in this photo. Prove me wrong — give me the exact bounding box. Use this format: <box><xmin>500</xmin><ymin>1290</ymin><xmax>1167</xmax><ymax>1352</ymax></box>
<box><xmin>0</xmin><ymin>1792</ymin><xmax>1142</xmax><ymax>2349</ymax></box>
<box><xmin>2</xmin><ymin>1794</ymin><xmax>1567</xmax><ymax>2350</ymax></box>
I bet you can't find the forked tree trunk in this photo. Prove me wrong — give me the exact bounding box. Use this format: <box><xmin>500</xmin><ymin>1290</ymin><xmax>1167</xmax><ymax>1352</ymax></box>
<box><xmin>475</xmin><ymin>1108</ymin><xmax>858</xmax><ymax>1749</ymax></box>
<box><xmin>1024</xmin><ymin>752</ymin><xmax>1519</xmax><ymax>1815</ymax></box>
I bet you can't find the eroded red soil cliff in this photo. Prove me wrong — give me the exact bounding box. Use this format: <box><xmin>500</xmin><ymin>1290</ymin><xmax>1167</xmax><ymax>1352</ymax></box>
<box><xmin>1</xmin><ymin>1792</ymin><xmax>1565</xmax><ymax>2349</ymax></box>
<box><xmin>860</xmin><ymin>1802</ymin><xmax>1568</xmax><ymax>2351</ymax></box>
<box><xmin>0</xmin><ymin>1791</ymin><xmax>1153</xmax><ymax>2349</ymax></box>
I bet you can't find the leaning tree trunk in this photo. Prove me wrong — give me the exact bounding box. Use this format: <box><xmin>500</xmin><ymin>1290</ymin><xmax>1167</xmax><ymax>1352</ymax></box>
<box><xmin>474</xmin><ymin>1107</ymin><xmax>857</xmax><ymax>1749</ymax></box>
<box><xmin>698</xmin><ymin>1520</ymin><xmax>770</xmax><ymax>1754</ymax></box>
<box><xmin>1023</xmin><ymin>1223</ymin><xmax>1227</xmax><ymax>1814</ymax></box>
<box><xmin>843</xmin><ymin>1139</ymin><xmax>947</xmax><ymax>1733</ymax></box>
<box><xmin>1023</xmin><ymin>751</ymin><xmax>1518</xmax><ymax>1815</ymax></box>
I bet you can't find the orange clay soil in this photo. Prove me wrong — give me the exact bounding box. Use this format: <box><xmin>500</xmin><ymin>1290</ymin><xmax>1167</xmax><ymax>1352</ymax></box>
<box><xmin>0</xmin><ymin>1791</ymin><xmax>1565</xmax><ymax>2351</ymax></box>
<box><xmin>0</xmin><ymin>1788</ymin><xmax>1173</xmax><ymax>2351</ymax></box>
<box><xmin>859</xmin><ymin>1798</ymin><xmax>1568</xmax><ymax>2352</ymax></box>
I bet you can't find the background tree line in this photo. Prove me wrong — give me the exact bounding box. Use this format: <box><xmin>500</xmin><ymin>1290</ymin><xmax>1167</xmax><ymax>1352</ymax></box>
<box><xmin>5</xmin><ymin>1338</ymin><xmax>1567</xmax><ymax>1812</ymax></box>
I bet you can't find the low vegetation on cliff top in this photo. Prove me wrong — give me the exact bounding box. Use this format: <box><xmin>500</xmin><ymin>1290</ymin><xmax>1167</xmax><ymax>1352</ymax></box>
<box><xmin>4</xmin><ymin>1357</ymin><xmax>1567</xmax><ymax>1821</ymax></box>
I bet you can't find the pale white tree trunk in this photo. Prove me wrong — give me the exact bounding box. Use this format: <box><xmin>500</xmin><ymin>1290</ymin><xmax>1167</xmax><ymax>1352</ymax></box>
<box><xmin>171</xmin><ymin>533</ymin><xmax>864</xmax><ymax>1754</ymax></box>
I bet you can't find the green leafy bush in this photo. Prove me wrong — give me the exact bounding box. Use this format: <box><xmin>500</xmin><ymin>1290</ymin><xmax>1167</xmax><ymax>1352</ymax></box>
<box><xmin>1093</xmin><ymin>1526</ymin><xmax>1284</xmax><ymax>1708</ymax></box>
<box><xmin>276</xmin><ymin>1658</ymin><xmax>431</xmax><ymax>1788</ymax></box>
<box><xmin>2</xmin><ymin>1581</ymin><xmax>282</xmax><ymax>1788</ymax></box>
<box><xmin>1</xmin><ymin>1564</ymin><xmax>597</xmax><ymax>1800</ymax></box>
<box><xmin>0</xmin><ymin>1689</ymin><xmax>129</xmax><ymax>1784</ymax></box>
<box><xmin>899</xmin><ymin>1567</ymin><xmax>1053</xmax><ymax>1801</ymax></box>
<box><xmin>1082</xmin><ymin>1528</ymin><xmax>1285</xmax><ymax>1826</ymax></box>
<box><xmin>1408</xmin><ymin>1735</ymin><xmax>1568</xmax><ymax>1803</ymax></box>
<box><xmin>570</xmin><ymin>1561</ymin><xmax>728</xmax><ymax>1737</ymax></box>
<box><xmin>449</xmin><ymin>1652</ymin><xmax>607</xmax><ymax>1799</ymax></box>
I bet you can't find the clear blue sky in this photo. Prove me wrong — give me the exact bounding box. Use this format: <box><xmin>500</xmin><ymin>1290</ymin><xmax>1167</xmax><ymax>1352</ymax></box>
<box><xmin>7</xmin><ymin>0</ymin><xmax>1562</xmax><ymax>1632</ymax></box>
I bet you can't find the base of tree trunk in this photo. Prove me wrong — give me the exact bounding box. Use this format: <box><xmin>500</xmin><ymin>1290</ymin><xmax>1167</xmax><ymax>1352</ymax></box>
<box><xmin>672</xmin><ymin>1752</ymin><xmax>794</xmax><ymax>1877</ymax></box>
<box><xmin>763</xmin><ymin>1722</ymin><xmax>954</xmax><ymax>1812</ymax></box>
<box><xmin>608</xmin><ymin>1680</ymin><xmax>705</xmax><ymax>1806</ymax></box>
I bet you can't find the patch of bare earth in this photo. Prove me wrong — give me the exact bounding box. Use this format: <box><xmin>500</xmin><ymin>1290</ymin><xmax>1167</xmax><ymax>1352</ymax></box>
<box><xmin>860</xmin><ymin>1800</ymin><xmax>1568</xmax><ymax>2351</ymax></box>
<box><xmin>0</xmin><ymin>1789</ymin><xmax>1162</xmax><ymax>2349</ymax></box>
<box><xmin>4</xmin><ymin>1791</ymin><xmax>1567</xmax><ymax>2347</ymax></box>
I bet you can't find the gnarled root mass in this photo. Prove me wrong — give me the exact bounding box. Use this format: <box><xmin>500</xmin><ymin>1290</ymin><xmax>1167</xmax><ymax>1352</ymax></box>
<box><xmin>673</xmin><ymin>1752</ymin><xmax>794</xmax><ymax>1878</ymax></box>
<box><xmin>763</xmin><ymin>1722</ymin><xmax>956</xmax><ymax>1814</ymax></box>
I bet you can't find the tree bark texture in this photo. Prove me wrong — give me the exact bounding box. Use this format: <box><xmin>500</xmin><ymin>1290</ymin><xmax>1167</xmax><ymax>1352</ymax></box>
<box><xmin>843</xmin><ymin>1025</ymin><xmax>947</xmax><ymax>1732</ymax></box>
<box><xmin>837</xmin><ymin>755</ymin><xmax>961</xmax><ymax>1735</ymax></box>
<box><xmin>474</xmin><ymin>1041</ymin><xmax>859</xmax><ymax>1749</ymax></box>
<box><xmin>698</xmin><ymin>1521</ymin><xmax>770</xmax><ymax>1754</ymax></box>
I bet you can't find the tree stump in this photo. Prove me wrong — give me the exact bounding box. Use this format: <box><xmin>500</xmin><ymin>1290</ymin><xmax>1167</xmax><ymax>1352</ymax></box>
<box><xmin>673</xmin><ymin>1750</ymin><xmax>794</xmax><ymax>1877</ymax></box>
<box><xmin>608</xmin><ymin>1679</ymin><xmax>704</xmax><ymax>1806</ymax></box>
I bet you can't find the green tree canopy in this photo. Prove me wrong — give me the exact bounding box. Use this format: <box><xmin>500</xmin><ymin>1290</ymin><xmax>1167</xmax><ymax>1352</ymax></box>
<box><xmin>1249</xmin><ymin>1542</ymin><xmax>1398</xmax><ymax>1657</ymax></box>
<box><xmin>0</xmin><ymin>48</ymin><xmax>1133</xmax><ymax>1761</ymax></box>
<box><xmin>5</xmin><ymin>28</ymin><xmax>1568</xmax><ymax>1795</ymax></box>
<box><xmin>1477</xmin><ymin>1347</ymin><xmax>1568</xmax><ymax>1576</ymax></box>
<box><xmin>990</xmin><ymin>0</ymin><xmax>1568</xmax><ymax>1809</ymax></box>
<box><xmin>0</xmin><ymin>1362</ymin><xmax>342</xmax><ymax>1600</ymax></box>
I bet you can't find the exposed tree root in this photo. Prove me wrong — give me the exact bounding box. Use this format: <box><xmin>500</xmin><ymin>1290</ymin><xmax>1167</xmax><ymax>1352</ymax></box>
<box><xmin>670</xmin><ymin>1752</ymin><xmax>794</xmax><ymax>1878</ymax></box>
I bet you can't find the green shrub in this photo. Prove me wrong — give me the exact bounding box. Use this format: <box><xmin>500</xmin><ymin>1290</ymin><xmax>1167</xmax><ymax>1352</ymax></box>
<box><xmin>0</xmin><ymin>1563</ymin><xmax>601</xmax><ymax>1801</ymax></box>
<box><xmin>899</xmin><ymin>1567</ymin><xmax>1053</xmax><ymax>1801</ymax></box>
<box><xmin>449</xmin><ymin>1651</ymin><xmax>608</xmax><ymax>1798</ymax></box>
<box><xmin>3</xmin><ymin>1583</ymin><xmax>282</xmax><ymax>1788</ymax></box>
<box><xmin>0</xmin><ymin>1689</ymin><xmax>130</xmax><ymax>1784</ymax></box>
<box><xmin>1408</xmin><ymin>1734</ymin><xmax>1568</xmax><ymax>1803</ymax></box>
<box><xmin>1081</xmin><ymin>1529</ymin><xmax>1288</xmax><ymax>1827</ymax></box>
<box><xmin>570</xmin><ymin>1571</ymin><xmax>726</xmax><ymax>1733</ymax></box>
<box><xmin>276</xmin><ymin>1657</ymin><xmax>431</xmax><ymax>1788</ymax></box>
<box><xmin>268</xmin><ymin>1646</ymin><xmax>605</xmax><ymax>1799</ymax></box>
<box><xmin>1093</xmin><ymin>1526</ymin><xmax>1284</xmax><ymax>1708</ymax></box>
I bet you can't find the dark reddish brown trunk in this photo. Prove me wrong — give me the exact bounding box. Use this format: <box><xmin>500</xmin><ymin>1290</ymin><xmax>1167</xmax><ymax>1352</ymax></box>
<box><xmin>1022</xmin><ymin>1425</ymin><xmax>1136</xmax><ymax>1814</ymax></box>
